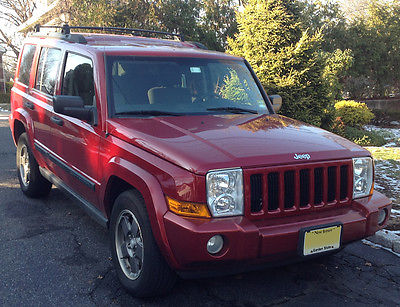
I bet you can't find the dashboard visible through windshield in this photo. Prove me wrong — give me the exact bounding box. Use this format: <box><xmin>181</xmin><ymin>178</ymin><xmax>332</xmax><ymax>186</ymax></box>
<box><xmin>106</xmin><ymin>56</ymin><xmax>270</xmax><ymax>117</ymax></box>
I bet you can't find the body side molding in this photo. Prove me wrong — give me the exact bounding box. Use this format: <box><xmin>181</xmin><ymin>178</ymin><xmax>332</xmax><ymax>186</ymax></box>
<box><xmin>39</xmin><ymin>166</ymin><xmax>108</xmax><ymax>227</ymax></box>
<box><xmin>35</xmin><ymin>140</ymin><xmax>96</xmax><ymax>191</ymax></box>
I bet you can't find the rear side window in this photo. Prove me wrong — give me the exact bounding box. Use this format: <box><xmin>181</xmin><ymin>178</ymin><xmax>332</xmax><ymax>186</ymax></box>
<box><xmin>35</xmin><ymin>47</ymin><xmax>62</xmax><ymax>95</ymax></box>
<box><xmin>18</xmin><ymin>45</ymin><xmax>36</xmax><ymax>86</ymax></box>
<box><xmin>62</xmin><ymin>53</ymin><xmax>95</xmax><ymax>106</ymax></box>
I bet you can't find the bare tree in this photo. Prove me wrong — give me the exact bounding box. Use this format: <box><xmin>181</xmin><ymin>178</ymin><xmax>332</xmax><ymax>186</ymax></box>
<box><xmin>0</xmin><ymin>0</ymin><xmax>37</xmax><ymax>58</ymax></box>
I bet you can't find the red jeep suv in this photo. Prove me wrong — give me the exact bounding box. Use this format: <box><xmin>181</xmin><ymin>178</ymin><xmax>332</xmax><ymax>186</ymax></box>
<box><xmin>9</xmin><ymin>25</ymin><xmax>391</xmax><ymax>297</ymax></box>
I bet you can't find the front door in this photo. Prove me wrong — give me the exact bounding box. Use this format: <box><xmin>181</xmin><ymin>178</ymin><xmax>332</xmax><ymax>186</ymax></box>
<box><xmin>50</xmin><ymin>52</ymin><xmax>101</xmax><ymax>206</ymax></box>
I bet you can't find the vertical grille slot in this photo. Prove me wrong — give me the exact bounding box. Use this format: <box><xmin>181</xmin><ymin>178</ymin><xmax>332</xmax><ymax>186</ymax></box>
<box><xmin>300</xmin><ymin>169</ymin><xmax>310</xmax><ymax>207</ymax></box>
<box><xmin>327</xmin><ymin>166</ymin><xmax>337</xmax><ymax>202</ymax></box>
<box><xmin>284</xmin><ymin>171</ymin><xmax>295</xmax><ymax>209</ymax></box>
<box><xmin>250</xmin><ymin>174</ymin><xmax>263</xmax><ymax>212</ymax></box>
<box><xmin>268</xmin><ymin>172</ymin><xmax>279</xmax><ymax>211</ymax></box>
<box><xmin>314</xmin><ymin>167</ymin><xmax>323</xmax><ymax>204</ymax></box>
<box><xmin>340</xmin><ymin>165</ymin><xmax>348</xmax><ymax>200</ymax></box>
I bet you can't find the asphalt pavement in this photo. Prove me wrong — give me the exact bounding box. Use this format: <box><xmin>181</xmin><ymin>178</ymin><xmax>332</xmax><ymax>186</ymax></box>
<box><xmin>0</xmin><ymin>114</ymin><xmax>399</xmax><ymax>306</ymax></box>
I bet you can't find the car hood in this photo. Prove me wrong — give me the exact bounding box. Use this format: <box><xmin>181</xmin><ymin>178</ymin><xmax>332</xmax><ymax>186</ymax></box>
<box><xmin>107</xmin><ymin>114</ymin><xmax>369</xmax><ymax>175</ymax></box>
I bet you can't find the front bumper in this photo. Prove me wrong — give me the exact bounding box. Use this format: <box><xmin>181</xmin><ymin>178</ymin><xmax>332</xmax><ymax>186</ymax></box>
<box><xmin>162</xmin><ymin>191</ymin><xmax>391</xmax><ymax>272</ymax></box>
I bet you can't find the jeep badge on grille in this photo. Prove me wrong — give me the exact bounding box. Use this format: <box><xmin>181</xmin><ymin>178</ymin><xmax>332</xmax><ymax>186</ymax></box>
<box><xmin>294</xmin><ymin>153</ymin><xmax>311</xmax><ymax>160</ymax></box>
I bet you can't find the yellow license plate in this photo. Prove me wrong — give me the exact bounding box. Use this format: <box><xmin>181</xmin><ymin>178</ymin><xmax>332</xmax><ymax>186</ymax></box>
<box><xmin>302</xmin><ymin>225</ymin><xmax>342</xmax><ymax>256</ymax></box>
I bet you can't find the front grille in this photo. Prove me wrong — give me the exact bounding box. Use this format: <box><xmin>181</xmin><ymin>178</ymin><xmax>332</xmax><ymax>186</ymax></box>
<box><xmin>247</xmin><ymin>160</ymin><xmax>352</xmax><ymax>216</ymax></box>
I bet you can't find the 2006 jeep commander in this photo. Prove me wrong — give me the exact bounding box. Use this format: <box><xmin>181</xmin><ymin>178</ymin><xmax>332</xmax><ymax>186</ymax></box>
<box><xmin>9</xmin><ymin>25</ymin><xmax>391</xmax><ymax>297</ymax></box>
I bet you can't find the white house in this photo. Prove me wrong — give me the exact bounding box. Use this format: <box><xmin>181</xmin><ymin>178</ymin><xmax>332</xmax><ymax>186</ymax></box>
<box><xmin>17</xmin><ymin>0</ymin><xmax>63</xmax><ymax>33</ymax></box>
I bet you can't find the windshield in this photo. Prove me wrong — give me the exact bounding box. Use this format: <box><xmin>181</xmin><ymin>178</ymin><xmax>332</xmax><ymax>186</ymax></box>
<box><xmin>106</xmin><ymin>56</ymin><xmax>270</xmax><ymax>116</ymax></box>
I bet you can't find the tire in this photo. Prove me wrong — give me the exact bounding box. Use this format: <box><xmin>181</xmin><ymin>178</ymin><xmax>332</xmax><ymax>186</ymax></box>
<box><xmin>16</xmin><ymin>133</ymin><xmax>52</xmax><ymax>198</ymax></box>
<box><xmin>110</xmin><ymin>190</ymin><xmax>177</xmax><ymax>297</ymax></box>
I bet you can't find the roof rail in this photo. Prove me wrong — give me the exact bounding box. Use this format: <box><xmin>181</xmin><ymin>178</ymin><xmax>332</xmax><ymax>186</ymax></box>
<box><xmin>33</xmin><ymin>24</ymin><xmax>88</xmax><ymax>44</ymax></box>
<box><xmin>34</xmin><ymin>24</ymin><xmax>184</xmax><ymax>41</ymax></box>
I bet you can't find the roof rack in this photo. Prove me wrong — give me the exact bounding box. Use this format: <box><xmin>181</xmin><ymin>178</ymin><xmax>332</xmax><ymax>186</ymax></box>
<box><xmin>34</xmin><ymin>24</ymin><xmax>184</xmax><ymax>42</ymax></box>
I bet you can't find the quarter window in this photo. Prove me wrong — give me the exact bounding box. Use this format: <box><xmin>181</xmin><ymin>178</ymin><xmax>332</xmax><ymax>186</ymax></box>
<box><xmin>62</xmin><ymin>53</ymin><xmax>95</xmax><ymax>106</ymax></box>
<box><xmin>35</xmin><ymin>47</ymin><xmax>62</xmax><ymax>95</ymax></box>
<box><xmin>18</xmin><ymin>44</ymin><xmax>36</xmax><ymax>86</ymax></box>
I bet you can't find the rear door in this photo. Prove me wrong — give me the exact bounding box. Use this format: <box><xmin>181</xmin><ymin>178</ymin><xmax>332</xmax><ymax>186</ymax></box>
<box><xmin>50</xmin><ymin>51</ymin><xmax>101</xmax><ymax>205</ymax></box>
<box><xmin>13</xmin><ymin>44</ymin><xmax>63</xmax><ymax>171</ymax></box>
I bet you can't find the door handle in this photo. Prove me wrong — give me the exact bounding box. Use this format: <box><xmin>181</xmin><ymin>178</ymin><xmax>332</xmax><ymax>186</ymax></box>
<box><xmin>51</xmin><ymin>116</ymin><xmax>64</xmax><ymax>126</ymax></box>
<box><xmin>23</xmin><ymin>101</ymin><xmax>35</xmax><ymax>110</ymax></box>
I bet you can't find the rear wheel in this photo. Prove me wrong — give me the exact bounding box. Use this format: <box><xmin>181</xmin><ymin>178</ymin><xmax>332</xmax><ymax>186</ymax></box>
<box><xmin>110</xmin><ymin>190</ymin><xmax>176</xmax><ymax>297</ymax></box>
<box><xmin>16</xmin><ymin>133</ymin><xmax>52</xmax><ymax>198</ymax></box>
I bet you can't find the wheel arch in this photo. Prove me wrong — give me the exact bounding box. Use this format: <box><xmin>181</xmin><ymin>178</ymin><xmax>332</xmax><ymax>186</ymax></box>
<box><xmin>13</xmin><ymin>119</ymin><xmax>26</xmax><ymax>145</ymax></box>
<box><xmin>101</xmin><ymin>158</ymin><xmax>179</xmax><ymax>268</ymax></box>
<box><xmin>11</xmin><ymin>109</ymin><xmax>33</xmax><ymax>146</ymax></box>
<box><xmin>103</xmin><ymin>175</ymin><xmax>136</xmax><ymax>219</ymax></box>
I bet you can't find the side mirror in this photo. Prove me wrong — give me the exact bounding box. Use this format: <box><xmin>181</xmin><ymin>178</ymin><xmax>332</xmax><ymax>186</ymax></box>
<box><xmin>53</xmin><ymin>95</ymin><xmax>96</xmax><ymax>124</ymax></box>
<box><xmin>269</xmin><ymin>95</ymin><xmax>282</xmax><ymax>113</ymax></box>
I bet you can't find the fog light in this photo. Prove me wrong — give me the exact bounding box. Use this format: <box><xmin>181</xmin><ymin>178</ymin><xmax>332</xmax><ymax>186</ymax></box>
<box><xmin>207</xmin><ymin>235</ymin><xmax>224</xmax><ymax>254</ymax></box>
<box><xmin>378</xmin><ymin>209</ymin><xmax>388</xmax><ymax>226</ymax></box>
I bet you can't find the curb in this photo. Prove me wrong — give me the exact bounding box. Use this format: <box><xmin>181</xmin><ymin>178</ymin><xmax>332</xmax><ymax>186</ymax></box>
<box><xmin>367</xmin><ymin>230</ymin><xmax>400</xmax><ymax>254</ymax></box>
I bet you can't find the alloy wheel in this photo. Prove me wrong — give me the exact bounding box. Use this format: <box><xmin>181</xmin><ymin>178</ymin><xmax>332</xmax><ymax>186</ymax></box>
<box><xmin>19</xmin><ymin>144</ymin><xmax>30</xmax><ymax>187</ymax></box>
<box><xmin>115</xmin><ymin>209</ymin><xmax>144</xmax><ymax>280</ymax></box>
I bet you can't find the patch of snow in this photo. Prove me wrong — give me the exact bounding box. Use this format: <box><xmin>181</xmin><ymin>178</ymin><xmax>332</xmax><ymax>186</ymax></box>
<box><xmin>391</xmin><ymin>209</ymin><xmax>400</xmax><ymax>215</ymax></box>
<box><xmin>383</xmin><ymin>142</ymin><xmax>397</xmax><ymax>147</ymax></box>
<box><xmin>362</xmin><ymin>239</ymin><xmax>400</xmax><ymax>257</ymax></box>
<box><xmin>374</xmin><ymin>161</ymin><xmax>400</xmax><ymax>201</ymax></box>
<box><xmin>390</xmin><ymin>121</ymin><xmax>400</xmax><ymax>125</ymax></box>
<box><xmin>364</xmin><ymin>125</ymin><xmax>400</xmax><ymax>147</ymax></box>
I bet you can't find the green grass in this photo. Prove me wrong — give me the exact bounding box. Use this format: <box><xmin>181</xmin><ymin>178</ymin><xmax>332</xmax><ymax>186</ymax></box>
<box><xmin>364</xmin><ymin>147</ymin><xmax>400</xmax><ymax>160</ymax></box>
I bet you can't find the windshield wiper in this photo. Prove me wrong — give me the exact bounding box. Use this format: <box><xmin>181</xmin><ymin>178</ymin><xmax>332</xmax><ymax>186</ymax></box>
<box><xmin>206</xmin><ymin>107</ymin><xmax>258</xmax><ymax>114</ymax></box>
<box><xmin>115</xmin><ymin>110</ymin><xmax>183</xmax><ymax>117</ymax></box>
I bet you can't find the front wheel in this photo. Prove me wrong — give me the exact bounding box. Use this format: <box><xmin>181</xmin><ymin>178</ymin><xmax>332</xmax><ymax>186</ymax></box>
<box><xmin>110</xmin><ymin>190</ymin><xmax>176</xmax><ymax>297</ymax></box>
<box><xmin>16</xmin><ymin>133</ymin><xmax>52</xmax><ymax>198</ymax></box>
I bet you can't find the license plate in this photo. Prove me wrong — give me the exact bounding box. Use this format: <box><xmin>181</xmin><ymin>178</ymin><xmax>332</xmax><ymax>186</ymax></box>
<box><xmin>299</xmin><ymin>224</ymin><xmax>342</xmax><ymax>256</ymax></box>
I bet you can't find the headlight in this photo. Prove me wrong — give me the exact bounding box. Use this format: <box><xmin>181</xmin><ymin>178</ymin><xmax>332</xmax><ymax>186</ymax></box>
<box><xmin>206</xmin><ymin>168</ymin><xmax>244</xmax><ymax>217</ymax></box>
<box><xmin>352</xmin><ymin>157</ymin><xmax>374</xmax><ymax>199</ymax></box>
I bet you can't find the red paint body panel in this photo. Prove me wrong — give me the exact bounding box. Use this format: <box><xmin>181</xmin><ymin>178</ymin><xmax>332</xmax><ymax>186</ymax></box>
<box><xmin>106</xmin><ymin>114</ymin><xmax>370</xmax><ymax>175</ymax></box>
<box><xmin>163</xmin><ymin>191</ymin><xmax>391</xmax><ymax>270</ymax></box>
<box><xmin>9</xmin><ymin>33</ymin><xmax>392</xmax><ymax>273</ymax></box>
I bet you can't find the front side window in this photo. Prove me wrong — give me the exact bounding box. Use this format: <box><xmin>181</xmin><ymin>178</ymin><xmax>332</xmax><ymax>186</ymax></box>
<box><xmin>62</xmin><ymin>53</ymin><xmax>95</xmax><ymax>106</ymax></box>
<box><xmin>18</xmin><ymin>44</ymin><xmax>36</xmax><ymax>86</ymax></box>
<box><xmin>106</xmin><ymin>56</ymin><xmax>269</xmax><ymax>116</ymax></box>
<box><xmin>35</xmin><ymin>47</ymin><xmax>62</xmax><ymax>95</ymax></box>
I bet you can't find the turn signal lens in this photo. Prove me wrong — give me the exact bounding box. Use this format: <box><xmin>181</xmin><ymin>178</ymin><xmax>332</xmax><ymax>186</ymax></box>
<box><xmin>167</xmin><ymin>197</ymin><xmax>211</xmax><ymax>218</ymax></box>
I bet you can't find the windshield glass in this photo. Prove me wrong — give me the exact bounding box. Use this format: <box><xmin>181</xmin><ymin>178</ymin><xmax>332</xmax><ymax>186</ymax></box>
<box><xmin>106</xmin><ymin>56</ymin><xmax>270</xmax><ymax>116</ymax></box>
